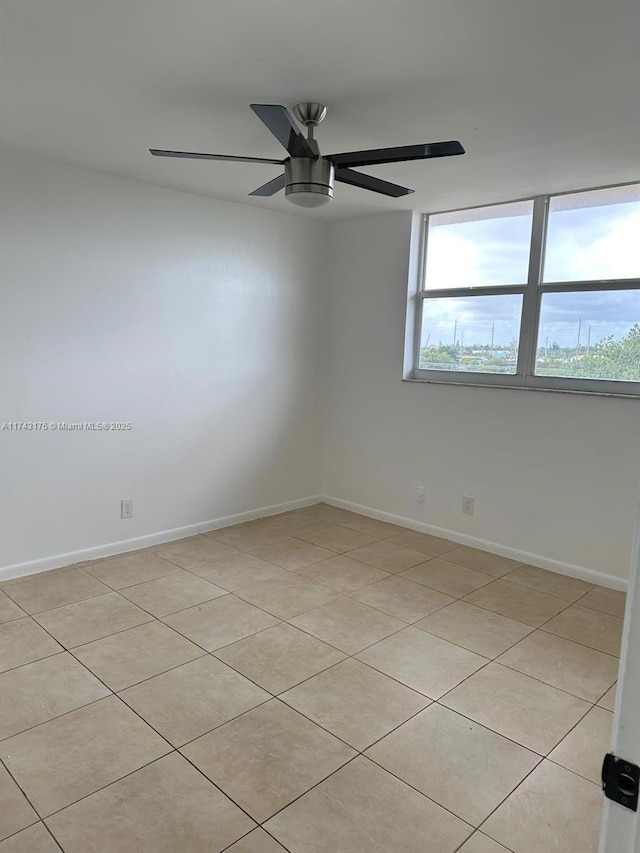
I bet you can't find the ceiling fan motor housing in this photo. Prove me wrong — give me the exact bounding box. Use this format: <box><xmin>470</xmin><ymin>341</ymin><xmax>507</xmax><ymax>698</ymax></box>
<box><xmin>285</xmin><ymin>157</ymin><xmax>334</xmax><ymax>207</ymax></box>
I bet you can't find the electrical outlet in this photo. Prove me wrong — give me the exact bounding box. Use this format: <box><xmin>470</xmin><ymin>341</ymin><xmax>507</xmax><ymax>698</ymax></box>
<box><xmin>121</xmin><ymin>499</ymin><xmax>134</xmax><ymax>519</ymax></box>
<box><xmin>462</xmin><ymin>495</ymin><xmax>474</xmax><ymax>516</ymax></box>
<box><xmin>416</xmin><ymin>486</ymin><xmax>426</xmax><ymax>503</ymax></box>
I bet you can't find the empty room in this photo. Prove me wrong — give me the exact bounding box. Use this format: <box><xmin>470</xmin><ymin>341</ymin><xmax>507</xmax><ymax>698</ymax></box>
<box><xmin>1</xmin><ymin>2</ymin><xmax>640</xmax><ymax>852</ymax></box>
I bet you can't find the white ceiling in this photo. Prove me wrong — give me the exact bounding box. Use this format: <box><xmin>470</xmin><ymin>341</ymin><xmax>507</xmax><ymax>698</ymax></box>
<box><xmin>2</xmin><ymin>0</ymin><xmax>639</xmax><ymax>220</ymax></box>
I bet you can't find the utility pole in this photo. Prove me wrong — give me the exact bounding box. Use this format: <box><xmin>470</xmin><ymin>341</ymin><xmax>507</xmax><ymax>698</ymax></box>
<box><xmin>491</xmin><ymin>322</ymin><xmax>495</xmax><ymax>354</ymax></box>
<box><xmin>587</xmin><ymin>325</ymin><xmax>592</xmax><ymax>352</ymax></box>
<box><xmin>453</xmin><ymin>319</ymin><xmax>457</xmax><ymax>347</ymax></box>
<box><xmin>575</xmin><ymin>317</ymin><xmax>582</xmax><ymax>356</ymax></box>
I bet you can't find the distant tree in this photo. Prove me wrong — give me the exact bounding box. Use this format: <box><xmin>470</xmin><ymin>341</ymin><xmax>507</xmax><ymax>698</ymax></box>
<box><xmin>420</xmin><ymin>344</ymin><xmax>460</xmax><ymax>366</ymax></box>
<box><xmin>540</xmin><ymin>324</ymin><xmax>640</xmax><ymax>380</ymax></box>
<box><xmin>573</xmin><ymin>324</ymin><xmax>640</xmax><ymax>380</ymax></box>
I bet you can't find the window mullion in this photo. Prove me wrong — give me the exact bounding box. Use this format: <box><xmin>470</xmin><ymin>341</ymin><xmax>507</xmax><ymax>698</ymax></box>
<box><xmin>420</xmin><ymin>284</ymin><xmax>526</xmax><ymax>299</ymax></box>
<box><xmin>539</xmin><ymin>278</ymin><xmax>640</xmax><ymax>294</ymax></box>
<box><xmin>517</xmin><ymin>195</ymin><xmax>548</xmax><ymax>378</ymax></box>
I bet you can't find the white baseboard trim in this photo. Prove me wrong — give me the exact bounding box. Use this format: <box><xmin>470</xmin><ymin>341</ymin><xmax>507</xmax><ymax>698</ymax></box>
<box><xmin>323</xmin><ymin>495</ymin><xmax>629</xmax><ymax>592</ymax></box>
<box><xmin>0</xmin><ymin>495</ymin><xmax>323</xmax><ymax>582</ymax></box>
<box><xmin>2</xmin><ymin>491</ymin><xmax>628</xmax><ymax>592</ymax></box>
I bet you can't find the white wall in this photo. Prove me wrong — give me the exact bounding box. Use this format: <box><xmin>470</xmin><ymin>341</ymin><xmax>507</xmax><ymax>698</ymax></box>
<box><xmin>0</xmin><ymin>149</ymin><xmax>326</xmax><ymax>572</ymax></box>
<box><xmin>2</xmin><ymin>152</ymin><xmax>638</xmax><ymax>587</ymax></box>
<box><xmin>322</xmin><ymin>211</ymin><xmax>640</xmax><ymax>584</ymax></box>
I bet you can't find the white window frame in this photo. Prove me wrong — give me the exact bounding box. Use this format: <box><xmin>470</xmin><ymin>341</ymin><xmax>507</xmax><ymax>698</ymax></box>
<box><xmin>410</xmin><ymin>182</ymin><xmax>640</xmax><ymax>398</ymax></box>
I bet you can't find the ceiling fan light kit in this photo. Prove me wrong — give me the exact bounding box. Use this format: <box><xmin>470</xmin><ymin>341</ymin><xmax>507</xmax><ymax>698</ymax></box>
<box><xmin>285</xmin><ymin>157</ymin><xmax>334</xmax><ymax>207</ymax></box>
<box><xmin>150</xmin><ymin>102</ymin><xmax>465</xmax><ymax>207</ymax></box>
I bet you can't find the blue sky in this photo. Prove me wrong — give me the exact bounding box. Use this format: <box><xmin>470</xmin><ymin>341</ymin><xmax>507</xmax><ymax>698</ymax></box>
<box><xmin>422</xmin><ymin>193</ymin><xmax>639</xmax><ymax>348</ymax></box>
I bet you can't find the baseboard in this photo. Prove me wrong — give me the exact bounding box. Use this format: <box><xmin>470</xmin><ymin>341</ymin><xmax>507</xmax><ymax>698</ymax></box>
<box><xmin>323</xmin><ymin>495</ymin><xmax>628</xmax><ymax>592</ymax></box>
<box><xmin>0</xmin><ymin>495</ymin><xmax>323</xmax><ymax>582</ymax></box>
<box><xmin>2</xmin><ymin>491</ymin><xmax>628</xmax><ymax>592</ymax></box>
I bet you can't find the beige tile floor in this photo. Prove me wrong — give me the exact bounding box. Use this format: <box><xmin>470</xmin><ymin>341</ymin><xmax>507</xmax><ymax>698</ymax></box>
<box><xmin>0</xmin><ymin>504</ymin><xmax>624</xmax><ymax>853</ymax></box>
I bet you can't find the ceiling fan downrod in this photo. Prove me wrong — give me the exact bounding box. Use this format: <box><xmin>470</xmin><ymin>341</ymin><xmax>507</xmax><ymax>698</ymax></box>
<box><xmin>292</xmin><ymin>102</ymin><xmax>328</xmax><ymax>143</ymax></box>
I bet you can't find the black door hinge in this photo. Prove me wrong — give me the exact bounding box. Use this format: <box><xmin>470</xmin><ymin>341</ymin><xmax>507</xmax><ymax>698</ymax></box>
<box><xmin>602</xmin><ymin>753</ymin><xmax>639</xmax><ymax>811</ymax></box>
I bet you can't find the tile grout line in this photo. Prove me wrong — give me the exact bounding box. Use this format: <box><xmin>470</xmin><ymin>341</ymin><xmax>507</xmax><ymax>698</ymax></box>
<box><xmin>546</xmin><ymin>741</ymin><xmax>613</xmax><ymax>787</ymax></box>
<box><xmin>12</xmin><ymin>631</ymin><xmax>272</xmax><ymax>841</ymax></box>
<box><xmin>0</xmin><ymin>583</ymin><xmax>114</xmax><ymax>616</ymax></box>
<box><xmin>258</xmin><ymin>609</ymin><xmax>607</xmax><ymax>770</ymax></box>
<box><xmin>251</xmin><ymin>747</ymin><xmax>477</xmax><ymax>841</ymax></box>
<box><xmin>1</xmin><ymin>602</ymin><xmax>559</xmax><ymax>851</ymax></box>
<box><xmin>211</xmin><ymin>640</ymin><xmax>350</xmax><ymax>695</ymax></box>
<box><xmin>218</xmin><ymin>546</ymin><xmax>621</xmax><ymax>658</ymax></box>
<box><xmin>0</xmin><ymin>643</ymin><xmax>65</xmax><ymax>677</ymax></box>
<box><xmin>0</xmin><ymin>819</ymin><xmax>63</xmax><ymax>851</ymax></box>
<box><xmin>436</xmin><ymin>680</ymin><xmax>596</xmax><ymax>758</ymax></box>
<box><xmin>3</xmin><ymin>588</ymin><xmax>368</xmax><ymax>715</ymax></box>
<box><xmin>5</xmin><ymin>569</ymin><xmax>620</xmax><ymax>685</ymax></box>
<box><xmin>367</xmin><ymin>592</ymin><xmax>603</xmax><ymax>761</ymax></box>
<box><xmin>446</xmin><ymin>661</ymin><xmax>604</xmax><ymax>848</ymax></box>
<box><xmin>414</xmin><ymin>602</ymin><xmax>539</xmax><ymax>656</ymax></box>
<box><xmin>457</xmin><ymin>580</ymin><xmax>623</xmax><ymax>666</ymax></box>
<box><xmin>0</xmin><ymin>764</ymin><xmax>42</xmax><ymax>839</ymax></box>
<box><xmin>42</xmin><ymin>819</ymin><xmax>64</xmax><ymax>852</ymax></box>
<box><xmin>21</xmin><ymin>590</ymin><xmax>292</xmax><ymax>676</ymax></box>
<box><xmin>1</xmin><ymin>510</ymin><xmax>619</xmax><ymax>851</ymax></box>
<box><xmin>2</xmin><ymin>694</ymin><xmax>606</xmax><ymax>837</ymax></box>
<box><xmin>3</xmin><ymin>523</ymin><xmax>612</xmax><ymax>623</ymax></box>
<box><xmin>452</xmin><ymin>828</ymin><xmax>517</xmax><ymax>853</ymax></box>
<box><xmin>272</xmin><ymin>584</ymin><xmax>615</xmax><ymax>717</ymax></box>
<box><xmin>486</xmin><ymin>584</ymin><xmax>621</xmax><ymax>696</ymax></box>
<box><xmin>3</xmin><ymin>510</ymin><xmax>624</xmax><ymax>606</ymax></box>
<box><xmin>358</xmin><ymin>675</ymin><xmax>581</xmax><ymax>843</ymax></box>
<box><xmin>537</xmin><ymin>620</ymin><xmax>623</xmax><ymax>657</ymax></box>
<box><xmin>2</xmin><ymin>558</ymin><xmax>616</xmax><ymax>723</ymax></box>
<box><xmin>352</xmin><ymin>633</ymin><xmax>597</xmax><ymax>710</ymax></box>
<box><xmin>418</xmin><ymin>586</ymin><xmax>613</xmax><ymax>840</ymax></box>
<box><xmin>433</xmin><ymin>581</ymin><xmax>615</xmax><ymax>709</ymax></box>
<box><xmin>3</xmin><ymin>598</ymin><xmax>413</xmax><ymax>837</ymax></box>
<box><xmin>176</xmin><ymin>526</ymin><xmax>455</xmax><ymax>585</ymax></box>
<box><xmin>1</xmin><ymin>685</ymin><xmax>519</xmax><ymax>853</ymax></box>
<box><xmin>494</xmin><ymin>629</ymin><xmax>620</xmax><ymax>705</ymax></box>
<box><xmin>0</xmin><ymin>673</ymin><xmax>116</xmax><ymax>743</ymax></box>
<box><xmin>11</xmin><ymin>684</ymin><xmax>286</xmax><ymax>841</ymax></box>
<box><xmin>218</xmin><ymin>823</ymin><xmax>296</xmax><ymax>853</ymax></box>
<box><xmin>473</xmin><ymin>751</ymin><xmax>601</xmax><ymax>847</ymax></box>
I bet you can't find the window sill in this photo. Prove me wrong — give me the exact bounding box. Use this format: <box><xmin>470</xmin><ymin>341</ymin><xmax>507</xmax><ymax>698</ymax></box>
<box><xmin>403</xmin><ymin>374</ymin><xmax>640</xmax><ymax>400</ymax></box>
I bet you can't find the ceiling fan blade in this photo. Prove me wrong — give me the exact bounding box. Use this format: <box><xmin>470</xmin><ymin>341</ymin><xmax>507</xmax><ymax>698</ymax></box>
<box><xmin>250</xmin><ymin>104</ymin><xmax>315</xmax><ymax>158</ymax></box>
<box><xmin>329</xmin><ymin>141</ymin><xmax>465</xmax><ymax>168</ymax></box>
<box><xmin>335</xmin><ymin>168</ymin><xmax>414</xmax><ymax>197</ymax></box>
<box><xmin>248</xmin><ymin>174</ymin><xmax>287</xmax><ymax>197</ymax></box>
<box><xmin>150</xmin><ymin>149</ymin><xmax>284</xmax><ymax>165</ymax></box>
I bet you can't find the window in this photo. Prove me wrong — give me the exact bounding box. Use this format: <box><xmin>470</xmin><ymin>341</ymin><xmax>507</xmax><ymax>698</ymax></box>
<box><xmin>412</xmin><ymin>183</ymin><xmax>640</xmax><ymax>396</ymax></box>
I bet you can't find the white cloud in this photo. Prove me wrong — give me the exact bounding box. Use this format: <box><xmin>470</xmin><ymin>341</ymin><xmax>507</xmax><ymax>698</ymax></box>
<box><xmin>544</xmin><ymin>207</ymin><xmax>640</xmax><ymax>281</ymax></box>
<box><xmin>425</xmin><ymin>231</ymin><xmax>485</xmax><ymax>289</ymax></box>
<box><xmin>574</xmin><ymin>210</ymin><xmax>640</xmax><ymax>279</ymax></box>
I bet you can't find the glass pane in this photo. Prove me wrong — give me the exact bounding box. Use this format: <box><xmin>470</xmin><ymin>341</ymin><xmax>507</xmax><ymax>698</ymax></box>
<box><xmin>535</xmin><ymin>290</ymin><xmax>640</xmax><ymax>381</ymax></box>
<box><xmin>419</xmin><ymin>294</ymin><xmax>523</xmax><ymax>374</ymax></box>
<box><xmin>424</xmin><ymin>200</ymin><xmax>533</xmax><ymax>290</ymax></box>
<box><xmin>543</xmin><ymin>184</ymin><xmax>640</xmax><ymax>282</ymax></box>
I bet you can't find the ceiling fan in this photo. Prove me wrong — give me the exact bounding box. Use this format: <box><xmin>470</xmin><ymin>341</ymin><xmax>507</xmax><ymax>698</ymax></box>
<box><xmin>150</xmin><ymin>102</ymin><xmax>465</xmax><ymax>208</ymax></box>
